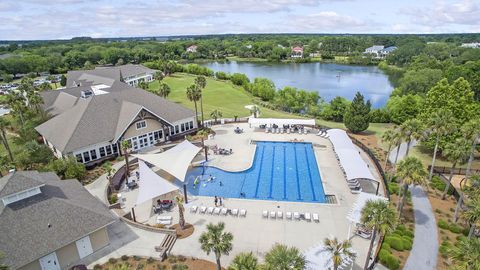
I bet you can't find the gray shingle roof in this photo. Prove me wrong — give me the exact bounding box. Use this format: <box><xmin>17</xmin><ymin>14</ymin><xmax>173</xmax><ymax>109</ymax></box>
<box><xmin>0</xmin><ymin>171</ymin><xmax>45</xmax><ymax>198</ymax></box>
<box><xmin>67</xmin><ymin>64</ymin><xmax>155</xmax><ymax>88</ymax></box>
<box><xmin>36</xmin><ymin>82</ymin><xmax>194</xmax><ymax>153</ymax></box>
<box><xmin>0</xmin><ymin>171</ymin><xmax>116</xmax><ymax>269</ymax></box>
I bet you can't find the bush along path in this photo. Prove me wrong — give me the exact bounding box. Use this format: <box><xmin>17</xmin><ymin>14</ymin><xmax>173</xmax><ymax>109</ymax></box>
<box><xmin>403</xmin><ymin>185</ymin><xmax>438</xmax><ymax>270</ymax></box>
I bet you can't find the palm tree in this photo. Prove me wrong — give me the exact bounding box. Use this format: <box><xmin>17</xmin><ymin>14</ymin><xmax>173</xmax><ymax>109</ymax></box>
<box><xmin>425</xmin><ymin>110</ymin><xmax>455</xmax><ymax>182</ymax></box>
<box><xmin>228</xmin><ymin>252</ymin><xmax>258</xmax><ymax>270</ymax></box>
<box><xmin>199</xmin><ymin>222</ymin><xmax>233</xmax><ymax>270</ymax></box>
<box><xmin>250</xmin><ymin>105</ymin><xmax>260</xmax><ymax>118</ymax></box>
<box><xmin>210</xmin><ymin>109</ymin><xmax>223</xmax><ymax>124</ymax></box>
<box><xmin>323</xmin><ymin>237</ymin><xmax>355</xmax><ymax>270</ymax></box>
<box><xmin>137</xmin><ymin>81</ymin><xmax>149</xmax><ymax>90</ymax></box>
<box><xmin>442</xmin><ymin>138</ymin><xmax>471</xmax><ymax>200</ymax></box>
<box><xmin>158</xmin><ymin>82</ymin><xmax>171</xmax><ymax>98</ymax></box>
<box><xmin>360</xmin><ymin>200</ymin><xmax>397</xmax><ymax>270</ymax></box>
<box><xmin>396</xmin><ymin>156</ymin><xmax>427</xmax><ymax>219</ymax></box>
<box><xmin>175</xmin><ymin>196</ymin><xmax>186</xmax><ymax>230</ymax></box>
<box><xmin>447</xmin><ymin>237</ymin><xmax>480</xmax><ymax>269</ymax></box>
<box><xmin>463</xmin><ymin>194</ymin><xmax>480</xmax><ymax>238</ymax></box>
<box><xmin>153</xmin><ymin>71</ymin><xmax>164</xmax><ymax>81</ymax></box>
<box><xmin>194</xmin><ymin>76</ymin><xmax>207</xmax><ymax>126</ymax></box>
<box><xmin>399</xmin><ymin>119</ymin><xmax>425</xmax><ymax>157</ymax></box>
<box><xmin>186</xmin><ymin>84</ymin><xmax>201</xmax><ymax>126</ymax></box>
<box><xmin>381</xmin><ymin>129</ymin><xmax>396</xmax><ymax>169</ymax></box>
<box><xmin>462</xmin><ymin>119</ymin><xmax>480</xmax><ymax>177</ymax></box>
<box><xmin>0</xmin><ymin>118</ymin><xmax>13</xmax><ymax>162</ymax></box>
<box><xmin>102</xmin><ymin>161</ymin><xmax>116</xmax><ymax>190</ymax></box>
<box><xmin>121</xmin><ymin>140</ymin><xmax>131</xmax><ymax>179</ymax></box>
<box><xmin>454</xmin><ymin>175</ymin><xmax>480</xmax><ymax>223</ymax></box>
<box><xmin>264</xmin><ymin>244</ymin><xmax>306</xmax><ymax>270</ymax></box>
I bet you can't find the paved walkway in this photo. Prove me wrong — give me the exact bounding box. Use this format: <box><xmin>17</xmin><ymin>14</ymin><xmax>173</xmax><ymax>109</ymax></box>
<box><xmin>404</xmin><ymin>185</ymin><xmax>438</xmax><ymax>270</ymax></box>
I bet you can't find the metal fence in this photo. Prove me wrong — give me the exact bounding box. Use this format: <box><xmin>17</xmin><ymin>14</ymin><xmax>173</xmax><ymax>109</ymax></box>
<box><xmin>428</xmin><ymin>165</ymin><xmax>480</xmax><ymax>176</ymax></box>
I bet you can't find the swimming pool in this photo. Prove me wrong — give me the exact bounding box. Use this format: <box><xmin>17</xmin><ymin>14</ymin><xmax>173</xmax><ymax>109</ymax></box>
<box><xmin>185</xmin><ymin>141</ymin><xmax>326</xmax><ymax>203</ymax></box>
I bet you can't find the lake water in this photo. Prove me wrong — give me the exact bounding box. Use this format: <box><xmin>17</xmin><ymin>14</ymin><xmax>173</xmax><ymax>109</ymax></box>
<box><xmin>201</xmin><ymin>61</ymin><xmax>394</xmax><ymax>108</ymax></box>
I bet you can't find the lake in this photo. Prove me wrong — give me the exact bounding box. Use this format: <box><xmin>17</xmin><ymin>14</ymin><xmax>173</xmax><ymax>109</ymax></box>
<box><xmin>201</xmin><ymin>61</ymin><xmax>394</xmax><ymax>108</ymax></box>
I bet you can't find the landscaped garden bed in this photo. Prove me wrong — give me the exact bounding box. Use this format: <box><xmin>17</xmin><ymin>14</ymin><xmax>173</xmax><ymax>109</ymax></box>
<box><xmin>95</xmin><ymin>255</ymin><xmax>220</xmax><ymax>270</ymax></box>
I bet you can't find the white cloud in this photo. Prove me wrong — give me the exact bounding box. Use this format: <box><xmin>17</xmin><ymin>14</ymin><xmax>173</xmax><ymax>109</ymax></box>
<box><xmin>286</xmin><ymin>11</ymin><xmax>373</xmax><ymax>32</ymax></box>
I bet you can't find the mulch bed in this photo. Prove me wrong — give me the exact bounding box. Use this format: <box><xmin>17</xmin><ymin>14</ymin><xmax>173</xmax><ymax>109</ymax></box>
<box><xmin>170</xmin><ymin>223</ymin><xmax>195</xmax><ymax>239</ymax></box>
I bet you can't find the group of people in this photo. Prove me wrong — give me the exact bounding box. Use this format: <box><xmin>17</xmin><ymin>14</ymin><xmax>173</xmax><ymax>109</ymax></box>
<box><xmin>234</xmin><ymin>127</ymin><xmax>244</xmax><ymax>134</ymax></box>
<box><xmin>214</xmin><ymin>196</ymin><xmax>225</xmax><ymax>207</ymax></box>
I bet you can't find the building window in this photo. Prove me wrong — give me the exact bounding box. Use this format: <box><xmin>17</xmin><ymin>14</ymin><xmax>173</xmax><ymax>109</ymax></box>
<box><xmin>136</xmin><ymin>120</ymin><xmax>147</xmax><ymax>130</ymax></box>
<box><xmin>189</xmin><ymin>121</ymin><xmax>194</xmax><ymax>129</ymax></box>
<box><xmin>90</xmin><ymin>150</ymin><xmax>97</xmax><ymax>160</ymax></box>
<box><xmin>112</xmin><ymin>144</ymin><xmax>118</xmax><ymax>154</ymax></box>
<box><xmin>175</xmin><ymin>125</ymin><xmax>179</xmax><ymax>134</ymax></box>
<box><xmin>99</xmin><ymin>147</ymin><xmax>106</xmax><ymax>157</ymax></box>
<box><xmin>106</xmin><ymin>145</ymin><xmax>112</xmax><ymax>155</ymax></box>
<box><xmin>76</xmin><ymin>154</ymin><xmax>83</xmax><ymax>163</ymax></box>
<box><xmin>181</xmin><ymin>123</ymin><xmax>185</xmax><ymax>132</ymax></box>
<box><xmin>83</xmin><ymin>152</ymin><xmax>90</xmax><ymax>162</ymax></box>
<box><xmin>170</xmin><ymin>128</ymin><xmax>174</xmax><ymax>136</ymax></box>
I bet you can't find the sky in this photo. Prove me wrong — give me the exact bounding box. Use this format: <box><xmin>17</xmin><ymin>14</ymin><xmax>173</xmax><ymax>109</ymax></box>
<box><xmin>0</xmin><ymin>0</ymin><xmax>478</xmax><ymax>40</ymax></box>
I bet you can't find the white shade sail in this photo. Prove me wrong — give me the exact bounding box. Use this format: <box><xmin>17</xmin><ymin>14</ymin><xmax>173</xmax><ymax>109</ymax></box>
<box><xmin>327</xmin><ymin>129</ymin><xmax>376</xmax><ymax>182</ymax></box>
<box><xmin>248</xmin><ymin>118</ymin><xmax>316</xmax><ymax>127</ymax></box>
<box><xmin>133</xmin><ymin>140</ymin><xmax>202</xmax><ymax>182</ymax></box>
<box><xmin>346</xmin><ymin>192</ymin><xmax>388</xmax><ymax>224</ymax></box>
<box><xmin>136</xmin><ymin>160</ymin><xmax>179</xmax><ymax>206</ymax></box>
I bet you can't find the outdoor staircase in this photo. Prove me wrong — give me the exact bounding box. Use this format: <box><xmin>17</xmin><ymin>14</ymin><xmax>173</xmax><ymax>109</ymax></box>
<box><xmin>325</xmin><ymin>195</ymin><xmax>337</xmax><ymax>204</ymax></box>
<box><xmin>155</xmin><ymin>232</ymin><xmax>177</xmax><ymax>261</ymax></box>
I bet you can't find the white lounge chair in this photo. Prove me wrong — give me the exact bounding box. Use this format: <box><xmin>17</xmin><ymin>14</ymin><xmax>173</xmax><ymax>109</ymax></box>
<box><xmin>200</xmin><ymin>206</ymin><xmax>207</xmax><ymax>214</ymax></box>
<box><xmin>270</xmin><ymin>211</ymin><xmax>276</xmax><ymax>219</ymax></box>
<box><xmin>213</xmin><ymin>207</ymin><xmax>221</xmax><ymax>215</ymax></box>
<box><xmin>304</xmin><ymin>212</ymin><xmax>311</xmax><ymax>221</ymax></box>
<box><xmin>286</xmin><ymin>212</ymin><xmax>292</xmax><ymax>219</ymax></box>
<box><xmin>207</xmin><ymin>207</ymin><xmax>214</xmax><ymax>214</ymax></box>
<box><xmin>221</xmin><ymin>208</ymin><xmax>228</xmax><ymax>215</ymax></box>
<box><xmin>293</xmin><ymin>212</ymin><xmax>300</xmax><ymax>220</ymax></box>
<box><xmin>287</xmin><ymin>129</ymin><xmax>290</xmax><ymax>134</ymax></box>
<box><xmin>277</xmin><ymin>211</ymin><xmax>283</xmax><ymax>219</ymax></box>
<box><xmin>239</xmin><ymin>209</ymin><xmax>247</xmax><ymax>217</ymax></box>
<box><xmin>351</xmin><ymin>187</ymin><xmax>362</xmax><ymax>194</ymax></box>
<box><xmin>304</xmin><ymin>129</ymin><xmax>308</xmax><ymax>134</ymax></box>
<box><xmin>325</xmin><ymin>134</ymin><xmax>330</xmax><ymax>139</ymax></box>
<box><xmin>313</xmin><ymin>213</ymin><xmax>319</xmax><ymax>222</ymax></box>
<box><xmin>231</xmin><ymin>209</ymin><xmax>239</xmax><ymax>216</ymax></box>
<box><xmin>262</xmin><ymin>210</ymin><xmax>268</xmax><ymax>218</ymax></box>
<box><xmin>190</xmin><ymin>205</ymin><xmax>198</xmax><ymax>213</ymax></box>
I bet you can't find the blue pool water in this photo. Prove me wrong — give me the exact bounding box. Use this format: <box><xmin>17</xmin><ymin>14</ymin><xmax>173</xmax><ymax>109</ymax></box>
<box><xmin>185</xmin><ymin>141</ymin><xmax>326</xmax><ymax>203</ymax></box>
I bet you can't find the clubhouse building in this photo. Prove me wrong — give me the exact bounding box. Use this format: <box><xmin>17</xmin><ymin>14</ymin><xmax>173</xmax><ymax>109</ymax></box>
<box><xmin>36</xmin><ymin>65</ymin><xmax>197</xmax><ymax>166</ymax></box>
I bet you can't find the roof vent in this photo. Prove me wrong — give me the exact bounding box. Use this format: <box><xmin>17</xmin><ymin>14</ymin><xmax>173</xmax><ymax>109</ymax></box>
<box><xmin>81</xmin><ymin>89</ymin><xmax>94</xmax><ymax>99</ymax></box>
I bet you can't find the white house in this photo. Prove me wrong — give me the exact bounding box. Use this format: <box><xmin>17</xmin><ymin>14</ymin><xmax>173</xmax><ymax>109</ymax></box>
<box><xmin>461</xmin><ymin>42</ymin><xmax>480</xmax><ymax>48</ymax></box>
<box><xmin>186</xmin><ymin>45</ymin><xmax>198</xmax><ymax>53</ymax></box>
<box><xmin>291</xmin><ymin>46</ymin><xmax>304</xmax><ymax>58</ymax></box>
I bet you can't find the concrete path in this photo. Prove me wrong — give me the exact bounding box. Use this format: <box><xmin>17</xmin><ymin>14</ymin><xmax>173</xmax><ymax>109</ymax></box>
<box><xmin>85</xmin><ymin>161</ymin><xmax>125</xmax><ymax>203</ymax></box>
<box><xmin>388</xmin><ymin>140</ymin><xmax>418</xmax><ymax>164</ymax></box>
<box><xmin>403</xmin><ymin>185</ymin><xmax>438</xmax><ymax>270</ymax></box>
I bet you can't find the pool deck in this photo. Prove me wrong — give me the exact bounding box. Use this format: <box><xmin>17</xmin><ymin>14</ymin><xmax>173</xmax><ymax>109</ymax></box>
<box><xmin>87</xmin><ymin>123</ymin><xmax>386</xmax><ymax>269</ymax></box>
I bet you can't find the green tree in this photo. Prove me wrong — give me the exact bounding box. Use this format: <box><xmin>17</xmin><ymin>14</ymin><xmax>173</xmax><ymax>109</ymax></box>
<box><xmin>153</xmin><ymin>71</ymin><xmax>164</xmax><ymax>81</ymax></box>
<box><xmin>186</xmin><ymin>84</ymin><xmax>201</xmax><ymax>126</ymax></box>
<box><xmin>343</xmin><ymin>92</ymin><xmax>371</xmax><ymax>133</ymax></box>
<box><xmin>46</xmin><ymin>157</ymin><xmax>86</xmax><ymax>180</ymax></box>
<box><xmin>250</xmin><ymin>78</ymin><xmax>276</xmax><ymax>101</ymax></box>
<box><xmin>425</xmin><ymin>110</ymin><xmax>456</xmax><ymax>182</ymax></box>
<box><xmin>264</xmin><ymin>244</ymin><xmax>305</xmax><ymax>270</ymax></box>
<box><xmin>321</xmin><ymin>96</ymin><xmax>349</xmax><ymax>122</ymax></box>
<box><xmin>0</xmin><ymin>118</ymin><xmax>14</xmax><ymax>162</ymax></box>
<box><xmin>399</xmin><ymin>119</ymin><xmax>425</xmax><ymax>157</ymax></box>
<box><xmin>210</xmin><ymin>109</ymin><xmax>223</xmax><ymax>124</ymax></box>
<box><xmin>17</xmin><ymin>141</ymin><xmax>53</xmax><ymax>169</ymax></box>
<box><xmin>381</xmin><ymin>129</ymin><xmax>399</xmax><ymax>170</ymax></box>
<box><xmin>463</xmin><ymin>194</ymin><xmax>480</xmax><ymax>238</ymax></box>
<box><xmin>199</xmin><ymin>222</ymin><xmax>234</xmax><ymax>270</ymax></box>
<box><xmin>60</xmin><ymin>74</ymin><xmax>67</xmax><ymax>87</ymax></box>
<box><xmin>228</xmin><ymin>252</ymin><xmax>258</xmax><ymax>270</ymax></box>
<box><xmin>447</xmin><ymin>237</ymin><xmax>480</xmax><ymax>269</ymax></box>
<box><xmin>137</xmin><ymin>81</ymin><xmax>148</xmax><ymax>90</ymax></box>
<box><xmin>102</xmin><ymin>161</ymin><xmax>116</xmax><ymax>190</ymax></box>
<box><xmin>396</xmin><ymin>156</ymin><xmax>427</xmax><ymax>219</ymax></box>
<box><xmin>442</xmin><ymin>138</ymin><xmax>471</xmax><ymax>199</ymax></box>
<box><xmin>46</xmin><ymin>74</ymin><xmax>57</xmax><ymax>88</ymax></box>
<box><xmin>175</xmin><ymin>196</ymin><xmax>186</xmax><ymax>230</ymax></box>
<box><xmin>462</xmin><ymin>119</ymin><xmax>480</xmax><ymax>177</ymax></box>
<box><xmin>397</xmin><ymin>68</ymin><xmax>443</xmax><ymax>95</ymax></box>
<box><xmin>194</xmin><ymin>76</ymin><xmax>207</xmax><ymax>126</ymax></box>
<box><xmin>158</xmin><ymin>82</ymin><xmax>171</xmax><ymax>98</ymax></box>
<box><xmin>361</xmin><ymin>200</ymin><xmax>397</xmax><ymax>270</ymax></box>
<box><xmin>386</xmin><ymin>94</ymin><xmax>423</xmax><ymax>124</ymax></box>
<box><xmin>323</xmin><ymin>237</ymin><xmax>355</xmax><ymax>270</ymax></box>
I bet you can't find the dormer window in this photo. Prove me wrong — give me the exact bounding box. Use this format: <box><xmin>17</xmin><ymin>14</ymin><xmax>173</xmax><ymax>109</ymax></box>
<box><xmin>136</xmin><ymin>120</ymin><xmax>147</xmax><ymax>130</ymax></box>
<box><xmin>1</xmin><ymin>186</ymin><xmax>43</xmax><ymax>206</ymax></box>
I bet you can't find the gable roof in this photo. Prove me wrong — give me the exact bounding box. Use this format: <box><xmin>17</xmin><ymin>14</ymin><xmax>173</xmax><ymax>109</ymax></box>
<box><xmin>36</xmin><ymin>84</ymin><xmax>194</xmax><ymax>153</ymax></box>
<box><xmin>0</xmin><ymin>171</ymin><xmax>116</xmax><ymax>269</ymax></box>
<box><xmin>0</xmin><ymin>171</ymin><xmax>45</xmax><ymax>198</ymax></box>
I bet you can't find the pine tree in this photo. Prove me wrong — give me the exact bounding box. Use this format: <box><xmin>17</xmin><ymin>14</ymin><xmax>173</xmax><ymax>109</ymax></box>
<box><xmin>343</xmin><ymin>92</ymin><xmax>371</xmax><ymax>133</ymax></box>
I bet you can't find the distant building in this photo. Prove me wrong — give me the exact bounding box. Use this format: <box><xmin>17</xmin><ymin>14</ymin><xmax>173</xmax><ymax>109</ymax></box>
<box><xmin>67</xmin><ymin>64</ymin><xmax>155</xmax><ymax>87</ymax></box>
<box><xmin>291</xmin><ymin>46</ymin><xmax>304</xmax><ymax>58</ymax></box>
<box><xmin>461</xmin><ymin>42</ymin><xmax>480</xmax><ymax>48</ymax></box>
<box><xmin>0</xmin><ymin>171</ymin><xmax>116</xmax><ymax>270</ymax></box>
<box><xmin>277</xmin><ymin>44</ymin><xmax>285</xmax><ymax>49</ymax></box>
<box><xmin>364</xmin><ymin>45</ymin><xmax>397</xmax><ymax>58</ymax></box>
<box><xmin>186</xmin><ymin>45</ymin><xmax>198</xmax><ymax>53</ymax></box>
<box><xmin>245</xmin><ymin>44</ymin><xmax>252</xmax><ymax>49</ymax></box>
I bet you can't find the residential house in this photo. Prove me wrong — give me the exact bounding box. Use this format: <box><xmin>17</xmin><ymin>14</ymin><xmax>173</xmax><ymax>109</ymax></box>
<box><xmin>291</xmin><ymin>46</ymin><xmax>303</xmax><ymax>58</ymax></box>
<box><xmin>0</xmin><ymin>171</ymin><xmax>116</xmax><ymax>270</ymax></box>
<box><xmin>364</xmin><ymin>45</ymin><xmax>397</xmax><ymax>58</ymax></box>
<box><xmin>67</xmin><ymin>64</ymin><xmax>155</xmax><ymax>87</ymax></box>
<box><xmin>36</xmin><ymin>71</ymin><xmax>197</xmax><ymax>166</ymax></box>
<box><xmin>461</xmin><ymin>42</ymin><xmax>480</xmax><ymax>48</ymax></box>
<box><xmin>379</xmin><ymin>46</ymin><xmax>398</xmax><ymax>58</ymax></box>
<box><xmin>186</xmin><ymin>45</ymin><xmax>198</xmax><ymax>53</ymax></box>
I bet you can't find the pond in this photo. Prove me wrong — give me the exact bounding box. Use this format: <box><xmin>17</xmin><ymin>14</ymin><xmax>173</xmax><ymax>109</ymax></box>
<box><xmin>201</xmin><ymin>61</ymin><xmax>394</xmax><ymax>108</ymax></box>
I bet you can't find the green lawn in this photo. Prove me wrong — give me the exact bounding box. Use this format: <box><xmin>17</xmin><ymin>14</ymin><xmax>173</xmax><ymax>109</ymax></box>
<box><xmin>149</xmin><ymin>73</ymin><xmax>305</xmax><ymax>119</ymax></box>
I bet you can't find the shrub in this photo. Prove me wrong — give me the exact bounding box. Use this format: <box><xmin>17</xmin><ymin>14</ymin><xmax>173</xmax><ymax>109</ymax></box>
<box><xmin>430</xmin><ymin>176</ymin><xmax>454</xmax><ymax>194</ymax></box>
<box><xmin>136</xmin><ymin>263</ymin><xmax>144</xmax><ymax>270</ymax></box>
<box><xmin>133</xmin><ymin>255</ymin><xmax>141</xmax><ymax>261</ymax></box>
<box><xmin>402</xmin><ymin>237</ymin><xmax>413</xmax><ymax>250</ymax></box>
<box><xmin>388</xmin><ymin>182</ymin><xmax>400</xmax><ymax>195</ymax></box>
<box><xmin>108</xmin><ymin>258</ymin><xmax>117</xmax><ymax>264</ymax></box>
<box><xmin>172</xmin><ymin>264</ymin><xmax>188</xmax><ymax>270</ymax></box>
<box><xmin>456</xmin><ymin>235</ymin><xmax>467</xmax><ymax>242</ymax></box>
<box><xmin>378</xmin><ymin>249</ymin><xmax>390</xmax><ymax>263</ymax></box>
<box><xmin>448</xmin><ymin>223</ymin><xmax>463</xmax><ymax>234</ymax></box>
<box><xmin>435</xmin><ymin>208</ymin><xmax>443</xmax><ymax>214</ymax></box>
<box><xmin>168</xmin><ymin>256</ymin><xmax>178</xmax><ymax>264</ymax></box>
<box><xmin>385</xmin><ymin>236</ymin><xmax>404</xmax><ymax>251</ymax></box>
<box><xmin>385</xmin><ymin>255</ymin><xmax>400</xmax><ymax>270</ymax></box>
<box><xmin>109</xmin><ymin>194</ymin><xmax>118</xmax><ymax>204</ymax></box>
<box><xmin>147</xmin><ymin>257</ymin><xmax>155</xmax><ymax>264</ymax></box>
<box><xmin>381</xmin><ymin>243</ymin><xmax>391</xmax><ymax>252</ymax></box>
<box><xmin>121</xmin><ymin>255</ymin><xmax>129</xmax><ymax>261</ymax></box>
<box><xmin>157</xmin><ymin>265</ymin><xmax>167</xmax><ymax>270</ymax></box>
<box><xmin>404</xmin><ymin>229</ymin><xmax>414</xmax><ymax>238</ymax></box>
<box><xmin>438</xmin><ymin>219</ymin><xmax>449</xmax><ymax>230</ymax></box>
<box><xmin>93</xmin><ymin>265</ymin><xmax>102</xmax><ymax>270</ymax></box>
<box><xmin>177</xmin><ymin>255</ymin><xmax>187</xmax><ymax>262</ymax></box>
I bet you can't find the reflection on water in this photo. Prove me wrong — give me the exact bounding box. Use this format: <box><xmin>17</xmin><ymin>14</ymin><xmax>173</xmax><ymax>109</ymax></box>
<box><xmin>201</xmin><ymin>61</ymin><xmax>394</xmax><ymax>108</ymax></box>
